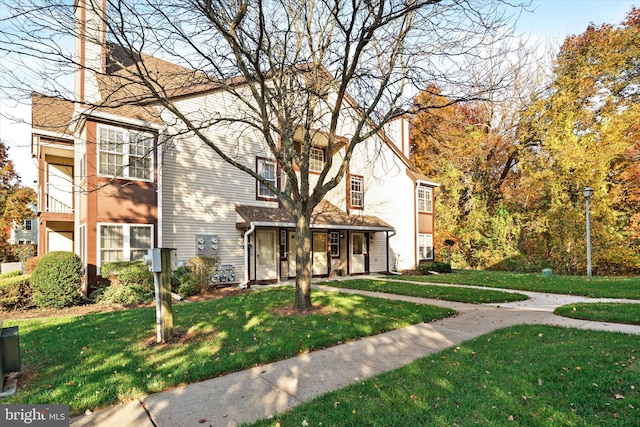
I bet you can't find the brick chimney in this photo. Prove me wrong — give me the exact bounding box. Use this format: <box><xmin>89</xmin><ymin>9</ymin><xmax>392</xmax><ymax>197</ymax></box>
<box><xmin>74</xmin><ymin>0</ymin><xmax>106</xmax><ymax>105</ymax></box>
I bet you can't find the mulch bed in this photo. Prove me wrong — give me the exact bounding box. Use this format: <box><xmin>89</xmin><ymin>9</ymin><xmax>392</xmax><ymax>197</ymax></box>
<box><xmin>0</xmin><ymin>286</ymin><xmax>251</xmax><ymax>321</ymax></box>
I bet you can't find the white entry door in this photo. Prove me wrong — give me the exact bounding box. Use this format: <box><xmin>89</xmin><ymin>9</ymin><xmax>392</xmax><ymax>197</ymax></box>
<box><xmin>288</xmin><ymin>232</ymin><xmax>296</xmax><ymax>278</ymax></box>
<box><xmin>312</xmin><ymin>232</ymin><xmax>328</xmax><ymax>276</ymax></box>
<box><xmin>256</xmin><ymin>230</ymin><xmax>277</xmax><ymax>280</ymax></box>
<box><xmin>350</xmin><ymin>232</ymin><xmax>366</xmax><ymax>274</ymax></box>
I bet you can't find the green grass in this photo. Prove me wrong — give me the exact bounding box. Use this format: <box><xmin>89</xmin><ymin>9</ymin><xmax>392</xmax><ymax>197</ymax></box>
<box><xmin>555</xmin><ymin>303</ymin><xmax>640</xmax><ymax>325</ymax></box>
<box><xmin>248</xmin><ymin>325</ymin><xmax>640</xmax><ymax>427</ymax></box>
<box><xmin>390</xmin><ymin>270</ymin><xmax>640</xmax><ymax>299</ymax></box>
<box><xmin>323</xmin><ymin>279</ymin><xmax>527</xmax><ymax>303</ymax></box>
<box><xmin>3</xmin><ymin>287</ymin><xmax>454</xmax><ymax>416</ymax></box>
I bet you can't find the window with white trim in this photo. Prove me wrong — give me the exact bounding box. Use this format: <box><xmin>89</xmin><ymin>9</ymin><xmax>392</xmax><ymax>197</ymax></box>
<box><xmin>309</xmin><ymin>147</ymin><xmax>325</xmax><ymax>173</ymax></box>
<box><xmin>329</xmin><ymin>231</ymin><xmax>340</xmax><ymax>257</ymax></box>
<box><xmin>418</xmin><ymin>185</ymin><xmax>432</xmax><ymax>213</ymax></box>
<box><xmin>23</xmin><ymin>219</ymin><xmax>32</xmax><ymax>231</ymax></box>
<box><xmin>98</xmin><ymin>125</ymin><xmax>153</xmax><ymax>180</ymax></box>
<box><xmin>418</xmin><ymin>233</ymin><xmax>433</xmax><ymax>260</ymax></box>
<box><xmin>99</xmin><ymin>224</ymin><xmax>153</xmax><ymax>268</ymax></box>
<box><xmin>350</xmin><ymin>175</ymin><xmax>364</xmax><ymax>209</ymax></box>
<box><xmin>257</xmin><ymin>158</ymin><xmax>277</xmax><ymax>199</ymax></box>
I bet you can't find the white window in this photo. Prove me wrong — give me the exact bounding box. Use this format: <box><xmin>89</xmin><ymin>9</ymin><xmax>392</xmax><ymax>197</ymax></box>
<box><xmin>350</xmin><ymin>175</ymin><xmax>364</xmax><ymax>209</ymax></box>
<box><xmin>329</xmin><ymin>231</ymin><xmax>340</xmax><ymax>257</ymax></box>
<box><xmin>257</xmin><ymin>158</ymin><xmax>277</xmax><ymax>199</ymax></box>
<box><xmin>418</xmin><ymin>233</ymin><xmax>433</xmax><ymax>260</ymax></box>
<box><xmin>309</xmin><ymin>147</ymin><xmax>324</xmax><ymax>173</ymax></box>
<box><xmin>23</xmin><ymin>219</ymin><xmax>32</xmax><ymax>231</ymax></box>
<box><xmin>98</xmin><ymin>125</ymin><xmax>153</xmax><ymax>180</ymax></box>
<box><xmin>418</xmin><ymin>185</ymin><xmax>432</xmax><ymax>213</ymax></box>
<box><xmin>99</xmin><ymin>224</ymin><xmax>153</xmax><ymax>268</ymax></box>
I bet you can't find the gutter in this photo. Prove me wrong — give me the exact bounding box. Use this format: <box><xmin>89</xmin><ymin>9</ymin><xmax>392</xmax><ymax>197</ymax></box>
<box><xmin>386</xmin><ymin>230</ymin><xmax>401</xmax><ymax>275</ymax></box>
<box><xmin>239</xmin><ymin>223</ymin><xmax>256</xmax><ymax>289</ymax></box>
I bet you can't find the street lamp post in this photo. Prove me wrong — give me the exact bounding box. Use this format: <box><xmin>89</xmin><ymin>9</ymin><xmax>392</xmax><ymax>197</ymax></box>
<box><xmin>582</xmin><ymin>186</ymin><xmax>594</xmax><ymax>281</ymax></box>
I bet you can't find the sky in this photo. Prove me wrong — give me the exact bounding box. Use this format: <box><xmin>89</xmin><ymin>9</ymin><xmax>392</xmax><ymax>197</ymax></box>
<box><xmin>0</xmin><ymin>0</ymin><xmax>637</xmax><ymax>187</ymax></box>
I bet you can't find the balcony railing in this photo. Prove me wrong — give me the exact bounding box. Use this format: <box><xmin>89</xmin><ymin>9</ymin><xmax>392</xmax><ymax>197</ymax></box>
<box><xmin>45</xmin><ymin>194</ymin><xmax>73</xmax><ymax>214</ymax></box>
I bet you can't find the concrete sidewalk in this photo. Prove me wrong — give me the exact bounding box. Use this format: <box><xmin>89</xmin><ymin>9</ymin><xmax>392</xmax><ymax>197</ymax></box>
<box><xmin>70</xmin><ymin>283</ymin><xmax>640</xmax><ymax>427</ymax></box>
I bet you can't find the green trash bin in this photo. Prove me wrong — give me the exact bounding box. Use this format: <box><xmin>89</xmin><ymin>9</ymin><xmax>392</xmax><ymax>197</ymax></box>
<box><xmin>0</xmin><ymin>325</ymin><xmax>20</xmax><ymax>373</ymax></box>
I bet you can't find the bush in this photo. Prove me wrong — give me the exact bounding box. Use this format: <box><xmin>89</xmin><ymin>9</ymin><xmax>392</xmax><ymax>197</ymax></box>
<box><xmin>30</xmin><ymin>251</ymin><xmax>83</xmax><ymax>308</ymax></box>
<box><xmin>418</xmin><ymin>261</ymin><xmax>452</xmax><ymax>274</ymax></box>
<box><xmin>171</xmin><ymin>257</ymin><xmax>219</xmax><ymax>297</ymax></box>
<box><xmin>172</xmin><ymin>265</ymin><xmax>200</xmax><ymax>297</ymax></box>
<box><xmin>91</xmin><ymin>283</ymin><xmax>154</xmax><ymax>306</ymax></box>
<box><xmin>92</xmin><ymin>261</ymin><xmax>155</xmax><ymax>306</ymax></box>
<box><xmin>0</xmin><ymin>274</ymin><xmax>32</xmax><ymax>310</ymax></box>
<box><xmin>487</xmin><ymin>254</ymin><xmax>552</xmax><ymax>273</ymax></box>
<box><xmin>0</xmin><ymin>270</ymin><xmax>23</xmax><ymax>280</ymax></box>
<box><xmin>101</xmin><ymin>261</ymin><xmax>154</xmax><ymax>289</ymax></box>
<box><xmin>24</xmin><ymin>256</ymin><xmax>41</xmax><ymax>274</ymax></box>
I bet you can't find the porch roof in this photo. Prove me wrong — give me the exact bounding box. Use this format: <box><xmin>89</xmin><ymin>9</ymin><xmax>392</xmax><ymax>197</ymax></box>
<box><xmin>236</xmin><ymin>200</ymin><xmax>394</xmax><ymax>231</ymax></box>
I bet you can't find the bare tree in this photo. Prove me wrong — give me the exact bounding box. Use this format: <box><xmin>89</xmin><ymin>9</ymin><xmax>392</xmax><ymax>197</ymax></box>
<box><xmin>1</xmin><ymin>0</ymin><xmax>522</xmax><ymax>309</ymax></box>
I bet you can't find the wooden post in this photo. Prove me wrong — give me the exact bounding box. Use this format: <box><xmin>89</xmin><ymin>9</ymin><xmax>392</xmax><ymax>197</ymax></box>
<box><xmin>159</xmin><ymin>248</ymin><xmax>173</xmax><ymax>343</ymax></box>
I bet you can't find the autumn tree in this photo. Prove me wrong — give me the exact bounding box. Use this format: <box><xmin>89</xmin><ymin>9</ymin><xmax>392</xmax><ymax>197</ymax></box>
<box><xmin>517</xmin><ymin>7</ymin><xmax>640</xmax><ymax>274</ymax></box>
<box><xmin>1</xmin><ymin>0</ymin><xmax>521</xmax><ymax>308</ymax></box>
<box><xmin>0</xmin><ymin>140</ymin><xmax>36</xmax><ymax>262</ymax></box>
<box><xmin>411</xmin><ymin>43</ymin><xmax>543</xmax><ymax>269</ymax></box>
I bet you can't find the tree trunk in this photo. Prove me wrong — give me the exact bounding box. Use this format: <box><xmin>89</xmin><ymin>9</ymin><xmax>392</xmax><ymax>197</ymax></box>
<box><xmin>293</xmin><ymin>212</ymin><xmax>313</xmax><ymax>310</ymax></box>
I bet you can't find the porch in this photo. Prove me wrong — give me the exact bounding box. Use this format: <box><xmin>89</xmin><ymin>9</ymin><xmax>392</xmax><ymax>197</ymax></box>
<box><xmin>236</xmin><ymin>201</ymin><xmax>395</xmax><ymax>284</ymax></box>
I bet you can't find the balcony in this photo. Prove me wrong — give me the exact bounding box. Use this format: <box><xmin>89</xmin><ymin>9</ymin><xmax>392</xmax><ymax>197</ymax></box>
<box><xmin>45</xmin><ymin>190</ymin><xmax>73</xmax><ymax>214</ymax></box>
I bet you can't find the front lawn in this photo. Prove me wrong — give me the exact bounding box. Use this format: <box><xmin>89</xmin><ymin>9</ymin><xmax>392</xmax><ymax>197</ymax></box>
<box><xmin>2</xmin><ymin>287</ymin><xmax>454</xmax><ymax>416</ymax></box>
<box><xmin>555</xmin><ymin>303</ymin><xmax>640</xmax><ymax>325</ymax></box>
<box><xmin>249</xmin><ymin>325</ymin><xmax>640</xmax><ymax>426</ymax></box>
<box><xmin>391</xmin><ymin>270</ymin><xmax>640</xmax><ymax>299</ymax></box>
<box><xmin>324</xmin><ymin>279</ymin><xmax>527</xmax><ymax>303</ymax></box>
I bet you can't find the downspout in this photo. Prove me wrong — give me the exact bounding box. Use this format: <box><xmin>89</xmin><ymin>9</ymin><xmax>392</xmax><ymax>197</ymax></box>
<box><xmin>387</xmin><ymin>230</ymin><xmax>401</xmax><ymax>275</ymax></box>
<box><xmin>239</xmin><ymin>223</ymin><xmax>256</xmax><ymax>289</ymax></box>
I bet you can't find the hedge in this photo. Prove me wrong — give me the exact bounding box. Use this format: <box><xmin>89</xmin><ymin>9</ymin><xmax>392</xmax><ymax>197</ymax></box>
<box><xmin>0</xmin><ymin>274</ymin><xmax>32</xmax><ymax>310</ymax></box>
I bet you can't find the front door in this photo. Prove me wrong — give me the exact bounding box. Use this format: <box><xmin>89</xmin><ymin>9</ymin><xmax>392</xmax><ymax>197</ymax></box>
<box><xmin>256</xmin><ymin>229</ymin><xmax>277</xmax><ymax>280</ymax></box>
<box><xmin>350</xmin><ymin>232</ymin><xmax>366</xmax><ymax>274</ymax></box>
<box><xmin>312</xmin><ymin>232</ymin><xmax>328</xmax><ymax>276</ymax></box>
<box><xmin>288</xmin><ymin>232</ymin><xmax>296</xmax><ymax>278</ymax></box>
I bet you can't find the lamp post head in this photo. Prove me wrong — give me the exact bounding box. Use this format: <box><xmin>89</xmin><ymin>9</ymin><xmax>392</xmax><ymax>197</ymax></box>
<box><xmin>582</xmin><ymin>186</ymin><xmax>594</xmax><ymax>199</ymax></box>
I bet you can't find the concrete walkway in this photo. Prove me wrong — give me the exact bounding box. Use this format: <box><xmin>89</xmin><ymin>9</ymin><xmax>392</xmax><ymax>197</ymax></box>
<box><xmin>70</xmin><ymin>279</ymin><xmax>640</xmax><ymax>427</ymax></box>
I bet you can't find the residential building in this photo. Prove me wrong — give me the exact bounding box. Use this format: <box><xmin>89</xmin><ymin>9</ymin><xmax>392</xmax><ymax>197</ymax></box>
<box><xmin>7</xmin><ymin>218</ymin><xmax>38</xmax><ymax>246</ymax></box>
<box><xmin>31</xmin><ymin>0</ymin><xmax>437</xmax><ymax>292</ymax></box>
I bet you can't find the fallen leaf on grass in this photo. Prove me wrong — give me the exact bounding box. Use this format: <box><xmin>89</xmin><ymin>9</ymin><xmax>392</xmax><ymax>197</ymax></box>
<box><xmin>615</xmin><ymin>394</ymin><xmax>625</xmax><ymax>400</ymax></box>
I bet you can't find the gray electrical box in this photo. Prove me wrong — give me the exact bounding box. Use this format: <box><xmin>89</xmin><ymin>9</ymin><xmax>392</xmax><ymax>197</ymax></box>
<box><xmin>196</xmin><ymin>234</ymin><xmax>219</xmax><ymax>257</ymax></box>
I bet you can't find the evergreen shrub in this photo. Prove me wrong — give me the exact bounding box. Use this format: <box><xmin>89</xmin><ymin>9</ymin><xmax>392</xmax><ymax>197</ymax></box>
<box><xmin>418</xmin><ymin>261</ymin><xmax>452</xmax><ymax>274</ymax></box>
<box><xmin>30</xmin><ymin>251</ymin><xmax>83</xmax><ymax>308</ymax></box>
<box><xmin>93</xmin><ymin>261</ymin><xmax>155</xmax><ymax>305</ymax></box>
<box><xmin>0</xmin><ymin>273</ymin><xmax>32</xmax><ymax>310</ymax></box>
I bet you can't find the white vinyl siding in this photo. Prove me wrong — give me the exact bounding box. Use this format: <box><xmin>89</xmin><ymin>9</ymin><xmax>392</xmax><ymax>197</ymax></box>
<box><xmin>98</xmin><ymin>125</ymin><xmax>153</xmax><ymax>181</ymax></box>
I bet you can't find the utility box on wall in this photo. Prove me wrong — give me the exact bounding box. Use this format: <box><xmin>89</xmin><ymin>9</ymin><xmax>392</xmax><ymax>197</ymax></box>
<box><xmin>196</xmin><ymin>235</ymin><xmax>219</xmax><ymax>257</ymax></box>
